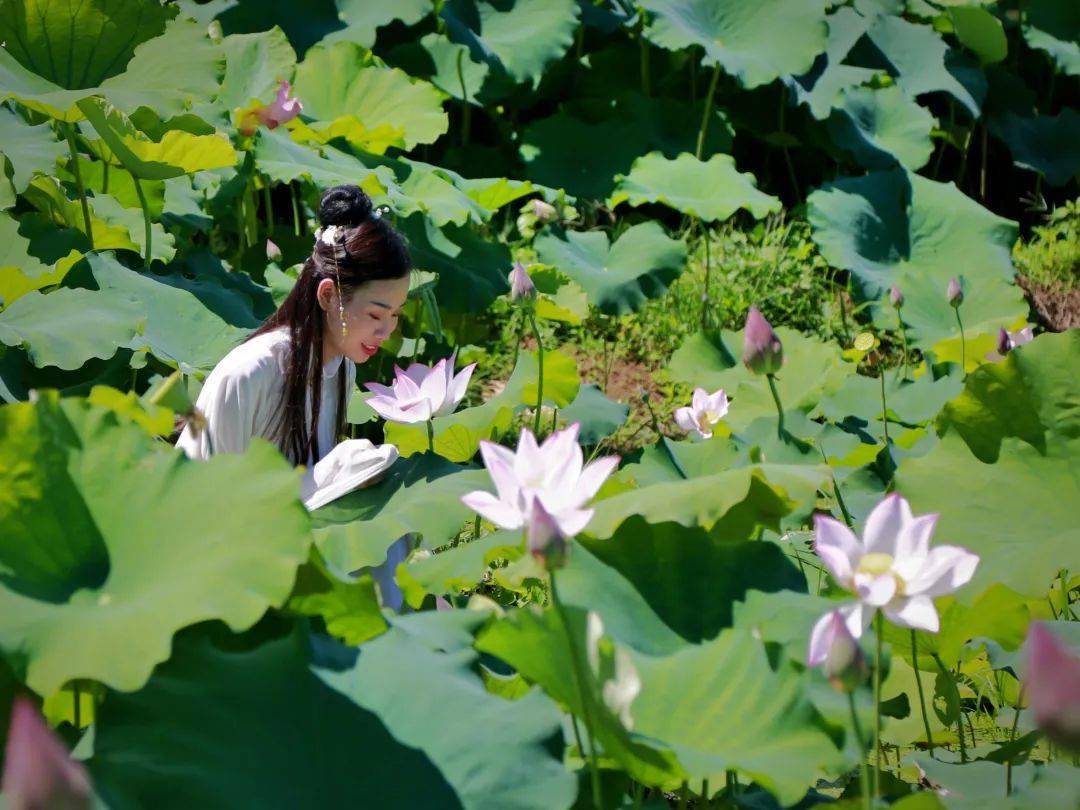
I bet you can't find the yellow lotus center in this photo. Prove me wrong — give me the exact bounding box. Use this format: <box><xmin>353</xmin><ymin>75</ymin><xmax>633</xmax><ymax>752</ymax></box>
<box><xmin>704</xmin><ymin>410</ymin><xmax>722</xmax><ymax>424</ymax></box>
<box><xmin>858</xmin><ymin>553</ymin><xmax>894</xmax><ymax>577</ymax></box>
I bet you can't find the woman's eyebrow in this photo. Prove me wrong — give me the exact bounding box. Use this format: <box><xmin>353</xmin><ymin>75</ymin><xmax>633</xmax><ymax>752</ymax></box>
<box><xmin>370</xmin><ymin>300</ymin><xmax>393</xmax><ymax>310</ymax></box>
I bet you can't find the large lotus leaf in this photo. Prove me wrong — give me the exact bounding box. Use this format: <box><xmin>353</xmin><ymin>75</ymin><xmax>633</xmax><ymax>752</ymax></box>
<box><xmin>865</xmin><ymin>15</ymin><xmax>985</xmax><ymax>116</ymax></box>
<box><xmin>388</xmin><ymin>32</ymin><xmax>495</xmax><ymax>104</ymax></box>
<box><xmin>814</xmin><ymin>366</ymin><xmax>964</xmax><ymax>430</ymax></box>
<box><xmin>439</xmin><ymin>0</ymin><xmax>579</xmax><ymax>87</ymax></box>
<box><xmin>396</xmin><ymin>212</ymin><xmax>511</xmax><ymax>313</ymax></box>
<box><xmin>476</xmin><ymin>602</ymin><xmax>684</xmax><ymax>787</ymax></box>
<box><xmin>0</xmin><ymin>107</ymin><xmax>64</xmax><ymax>193</ymax></box>
<box><xmin>330</xmin><ymin>0</ymin><xmax>432</xmax><ymax>49</ymax></box>
<box><xmin>397</xmin><ymin>530</ymin><xmax>522</xmax><ymax>609</ymax></box>
<box><xmin>575</xmin><ymin>518</ymin><xmax>805</xmax><ymax>645</ymax></box>
<box><xmin>0</xmin><ymin>0</ymin><xmax>171</xmax><ymax>89</ymax></box>
<box><xmin>808</xmin><ymin>168</ymin><xmax>1025</xmax><ymax>356</ymax></box>
<box><xmin>360</xmin><ymin>155</ymin><xmax>492</xmax><ymax>227</ymax></box>
<box><xmin>215</xmin><ymin>27</ymin><xmax>297</xmax><ymax>113</ymax></box>
<box><xmin>609</xmin><ymin>152</ymin><xmax>780</xmax><ymax>223</ymax></box>
<box><xmin>293</xmin><ymin>41</ymin><xmax>448</xmax><ymax>151</ymax></box>
<box><xmin>629</xmin><ymin>628</ymin><xmax>846</xmax><ymax>804</ymax></box>
<box><xmin>989</xmin><ymin>107</ymin><xmax>1080</xmax><ymax>187</ymax></box>
<box><xmin>87</xmin><ymin>193</ymin><xmax>176</xmax><ymax>262</ymax></box>
<box><xmin>534</xmin><ymin>222</ymin><xmax>686</xmax><ymax>316</ymax></box>
<box><xmin>253</xmin><ymin>129</ymin><xmax>394</xmax><ymax>201</ymax></box>
<box><xmin>287</xmin><ymin>553</ymin><xmax>388</xmax><ymax>646</ymax></box>
<box><xmin>21</xmin><ymin>177</ymin><xmax>143</xmax><ymax>254</ymax></box>
<box><xmin>640</xmin><ymin>0</ymin><xmax>828</xmax><ymax>89</ymax></box>
<box><xmin>827</xmin><ymin>84</ymin><xmax>935</xmax><ymax>170</ymax></box>
<box><xmin>788</xmin><ymin>6</ymin><xmax>879</xmax><ymax>120</ymax></box>
<box><xmin>912</xmin><ymin>759</ymin><xmax>1080</xmax><ymax>809</ymax></box>
<box><xmin>0</xmin><ymin>251</ymin><xmax>250</xmax><ymax>372</ymax></box>
<box><xmin>587</xmin><ymin>462</ymin><xmax>827</xmax><ymax>539</ymax></box>
<box><xmin>215</xmin><ymin>0</ymin><xmax>343</xmax><ymax>56</ymax></box>
<box><xmin>950</xmin><ymin>6</ymin><xmax>1007</xmax><ymax>64</ymax></box>
<box><xmin>89</xmin><ymin>624</ymin><xmax>576</xmax><ymax>809</ymax></box>
<box><xmin>0</xmin><ymin>393</ymin><xmax>310</xmax><ymax>695</ymax></box>
<box><xmin>0</xmin><ymin>215</ymin><xmax>81</xmax><ymax>308</ymax></box>
<box><xmin>668</xmin><ymin>327</ymin><xmax>853</xmax><ymax>431</ymax></box>
<box><xmin>1022</xmin><ymin>0</ymin><xmax>1079</xmax><ymax>77</ymax></box>
<box><xmin>312</xmin><ymin>453</ymin><xmax>488</xmax><ymax>575</ymax></box>
<box><xmin>561</xmin><ymin>383</ymin><xmax>629</xmax><ymax>445</ymax></box>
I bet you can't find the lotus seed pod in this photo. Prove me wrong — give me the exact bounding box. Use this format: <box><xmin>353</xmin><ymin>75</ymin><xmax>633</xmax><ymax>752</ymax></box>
<box><xmin>742</xmin><ymin>307</ymin><xmax>783</xmax><ymax>375</ymax></box>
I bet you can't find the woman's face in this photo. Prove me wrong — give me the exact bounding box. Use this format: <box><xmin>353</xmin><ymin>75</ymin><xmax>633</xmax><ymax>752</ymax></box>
<box><xmin>318</xmin><ymin>276</ymin><xmax>411</xmax><ymax>364</ymax></box>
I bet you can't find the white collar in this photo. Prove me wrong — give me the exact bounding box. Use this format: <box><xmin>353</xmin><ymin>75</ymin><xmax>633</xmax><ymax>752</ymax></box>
<box><xmin>322</xmin><ymin>353</ymin><xmax>344</xmax><ymax>379</ymax></box>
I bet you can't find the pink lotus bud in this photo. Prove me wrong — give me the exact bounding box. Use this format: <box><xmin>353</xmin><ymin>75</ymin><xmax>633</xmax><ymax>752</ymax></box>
<box><xmin>1025</xmin><ymin>622</ymin><xmax>1080</xmax><ymax>751</ymax></box>
<box><xmin>947</xmin><ymin>277</ymin><xmax>964</xmax><ymax>307</ymax></box>
<box><xmin>266</xmin><ymin>239</ymin><xmax>282</xmax><ymax>263</ymax></box>
<box><xmin>434</xmin><ymin>595</ymin><xmax>453</xmax><ymax>611</ymax></box>
<box><xmin>256</xmin><ymin>80</ymin><xmax>302</xmax><ymax>130</ymax></box>
<box><xmin>531</xmin><ymin>199</ymin><xmax>557</xmax><ymax>222</ymax></box>
<box><xmin>742</xmin><ymin>306</ymin><xmax>783</xmax><ymax>375</ymax></box>
<box><xmin>508</xmin><ymin>261</ymin><xmax>535</xmax><ymax>302</ymax></box>
<box><xmin>2</xmin><ymin>696</ymin><xmax>92</xmax><ymax>810</ymax></box>
<box><xmin>808</xmin><ymin>610</ymin><xmax>867</xmax><ymax>693</ymax></box>
<box><xmin>527</xmin><ymin>497</ymin><xmax>569</xmax><ymax>570</ymax></box>
<box><xmin>889</xmin><ymin>285</ymin><xmax>903</xmax><ymax>308</ymax></box>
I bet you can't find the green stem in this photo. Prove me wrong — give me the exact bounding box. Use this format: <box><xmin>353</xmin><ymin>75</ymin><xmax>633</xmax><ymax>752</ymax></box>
<box><xmin>955</xmin><ymin>307</ymin><xmax>967</xmax><ymax>373</ymax></box>
<box><xmin>262</xmin><ymin>180</ymin><xmax>274</xmax><ymax>232</ymax></box>
<box><xmin>62</xmin><ymin>123</ymin><xmax>94</xmax><ymax>249</ymax></box>
<box><xmin>766</xmin><ymin>373</ymin><xmax>785</xmax><ymax>438</ymax></box>
<box><xmin>1005</xmin><ymin>686</ymin><xmax>1024</xmax><ymax>796</ymax></box>
<box><xmin>778</xmin><ymin>86</ymin><xmax>801</xmax><ymax>201</ymax></box>
<box><xmin>102</xmin><ymin>160</ymin><xmax>110</xmax><ymax>194</ymax></box>
<box><xmin>897</xmin><ymin>307</ymin><xmax>910</xmax><ymax>378</ymax></box>
<box><xmin>426</xmin><ymin>419</ymin><xmax>434</xmax><ymax>453</ymax></box>
<box><xmin>872</xmin><ymin>611</ymin><xmax>883</xmax><ymax>802</ymax></box>
<box><xmin>879</xmin><ymin>369</ymin><xmax>890</xmax><ymax>445</ymax></box>
<box><xmin>911</xmin><ymin>630</ymin><xmax>935</xmax><ymax>756</ymax></box>
<box><xmin>695</xmin><ymin>65</ymin><xmax>721</xmax><ymax>160</ymax></box>
<box><xmin>701</xmin><ymin>778</ymin><xmax>709</xmax><ymax>808</ymax></box>
<box><xmin>131</xmin><ymin>172</ymin><xmax>152</xmax><ymax>266</ymax></box>
<box><xmin>456</xmin><ymin>49</ymin><xmax>471</xmax><ymax>144</ymax></box>
<box><xmin>677</xmin><ymin>782</ymin><xmax>688</xmax><ymax>810</ymax></box>
<box><xmin>73</xmin><ymin>680</ymin><xmax>82</xmax><ymax>729</ymax></box>
<box><xmin>725</xmin><ymin>769</ymin><xmax>737</xmax><ymax>796</ymax></box>
<box><xmin>848</xmin><ymin>691</ymin><xmax>871</xmax><ymax>810</ymax></box>
<box><xmin>551</xmin><ymin>406</ymin><xmax>559</xmax><ymax>436</ymax></box>
<box><xmin>291</xmin><ymin>183</ymin><xmax>302</xmax><ymax>236</ymax></box>
<box><xmin>550</xmin><ymin>574</ymin><xmax>603</xmax><ymax>809</ymax></box>
<box><xmin>472</xmin><ymin>512</ymin><xmax>481</xmax><ymax>542</ymax></box>
<box><xmin>529</xmin><ymin>311</ymin><xmax>544</xmax><ymax>435</ymax></box>
<box><xmin>639</xmin><ymin>21</ymin><xmax>650</xmax><ymax>96</ymax></box>
<box><xmin>701</xmin><ymin>220</ymin><xmax>710</xmax><ymax>330</ymax></box>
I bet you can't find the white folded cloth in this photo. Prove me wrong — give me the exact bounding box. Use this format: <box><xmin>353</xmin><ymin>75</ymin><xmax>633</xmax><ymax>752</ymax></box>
<box><xmin>301</xmin><ymin>439</ymin><xmax>399</xmax><ymax>511</ymax></box>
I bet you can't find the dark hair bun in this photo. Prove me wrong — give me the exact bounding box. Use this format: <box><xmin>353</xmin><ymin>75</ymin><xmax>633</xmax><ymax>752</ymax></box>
<box><xmin>318</xmin><ymin>184</ymin><xmax>373</xmax><ymax>228</ymax></box>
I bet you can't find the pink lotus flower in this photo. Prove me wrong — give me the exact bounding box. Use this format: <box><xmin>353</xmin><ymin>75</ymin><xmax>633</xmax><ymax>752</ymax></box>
<box><xmin>993</xmin><ymin>325</ymin><xmax>1034</xmax><ymax>358</ymax></box>
<box><xmin>808</xmin><ymin>609</ymin><xmax>867</xmax><ymax>692</ymax></box>
<box><xmin>461</xmin><ymin>423</ymin><xmax>619</xmax><ymax>538</ymax></box>
<box><xmin>673</xmin><ymin>387</ymin><xmax>729</xmax><ymax>439</ymax></box>
<box><xmin>526</xmin><ymin>497</ymin><xmax>569</xmax><ymax>569</ymax></box>
<box><xmin>889</xmin><ymin>285</ymin><xmax>903</xmax><ymax>308</ymax></box>
<box><xmin>509</xmin><ymin>261</ymin><xmax>535</xmax><ymax>302</ymax></box>
<box><xmin>2</xmin><ymin>696</ymin><xmax>92</xmax><ymax>810</ymax></box>
<box><xmin>811</xmin><ymin>494</ymin><xmax>979</xmax><ymax>639</ymax></box>
<box><xmin>742</xmin><ymin>307</ymin><xmax>783</xmax><ymax>375</ymax></box>
<box><xmin>531</xmin><ymin>199</ymin><xmax>557</xmax><ymax>222</ymax></box>
<box><xmin>364</xmin><ymin>353</ymin><xmax>476</xmax><ymax>424</ymax></box>
<box><xmin>1024</xmin><ymin>622</ymin><xmax>1080</xmax><ymax>750</ymax></box>
<box><xmin>257</xmin><ymin>80</ymin><xmax>302</xmax><ymax>130</ymax></box>
<box><xmin>947</xmin><ymin>277</ymin><xmax>964</xmax><ymax>307</ymax></box>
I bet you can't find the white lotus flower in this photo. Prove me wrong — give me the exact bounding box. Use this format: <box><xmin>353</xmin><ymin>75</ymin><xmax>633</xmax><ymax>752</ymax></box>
<box><xmin>585</xmin><ymin>612</ymin><xmax>641</xmax><ymax>730</ymax></box>
<box><xmin>673</xmin><ymin>387</ymin><xmax>729</xmax><ymax>439</ymax></box>
<box><xmin>364</xmin><ymin>353</ymin><xmax>475</xmax><ymax>424</ymax></box>
<box><xmin>811</xmin><ymin>494</ymin><xmax>979</xmax><ymax>639</ymax></box>
<box><xmin>460</xmin><ymin>424</ymin><xmax>619</xmax><ymax>538</ymax></box>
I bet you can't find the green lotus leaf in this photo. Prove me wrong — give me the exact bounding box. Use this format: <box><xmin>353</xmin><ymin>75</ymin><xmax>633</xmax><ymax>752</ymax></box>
<box><xmin>0</xmin><ymin>0</ymin><xmax>171</xmax><ymax>90</ymax></box>
<box><xmin>561</xmin><ymin>383</ymin><xmax>629</xmax><ymax>445</ymax></box>
<box><xmin>313</xmin><ymin>453</ymin><xmax>488</xmax><ymax>575</ymax></box>
<box><xmin>629</xmin><ymin>627</ymin><xmax>848</xmax><ymax>803</ymax></box>
<box><xmin>87</xmin><ymin>193</ymin><xmax>176</xmax><ymax>263</ymax></box>
<box><xmin>1022</xmin><ymin>0</ymin><xmax>1079</xmax><ymax>77</ymax></box>
<box><xmin>439</xmin><ymin>0</ymin><xmax>579</xmax><ymax>87</ymax></box>
<box><xmin>21</xmin><ymin>177</ymin><xmax>141</xmax><ymax>253</ymax></box>
<box><xmin>367</xmin><ymin>155</ymin><xmax>492</xmax><ymax>227</ymax></box>
<box><xmin>520</xmin><ymin>93</ymin><xmax>733</xmax><ymax>198</ymax></box>
<box><xmin>397</xmin><ymin>530</ymin><xmax>522</xmax><ymax>609</ymax></box>
<box><xmin>640</xmin><ymin>0</ymin><xmax>829</xmax><ymax>89</ymax></box>
<box><xmin>214</xmin><ymin>27</ymin><xmax>298</xmax><ymax>114</ymax></box>
<box><xmin>814</xmin><ymin>366</ymin><xmax>964</xmax><ymax>430</ymax></box>
<box><xmin>73</xmin><ymin>159</ymin><xmax>165</xmax><ymax>219</ymax></box>
<box><xmin>214</xmin><ymin>0</ymin><xmax>343</xmax><ymax>56</ymax></box>
<box><xmin>534</xmin><ymin>222</ymin><xmax>686</xmax><ymax>315</ymax></box>
<box><xmin>913</xmin><ymin>759</ymin><xmax>1080</xmax><ymax>809</ymax></box>
<box><xmin>865</xmin><ymin>15</ymin><xmax>985</xmax><ymax>116</ymax></box>
<box><xmin>787</xmin><ymin>6</ymin><xmax>879</xmax><ymax>120</ymax></box>
<box><xmin>0</xmin><ymin>215</ymin><xmax>82</xmax><ymax>308</ymax></box>
<box><xmin>808</xmin><ymin>168</ymin><xmax>1026</xmax><ymax>356</ymax></box>
<box><xmin>609</xmin><ymin>152</ymin><xmax>780</xmax><ymax>222</ymax></box>
<box><xmin>732</xmin><ymin>589</ymin><xmax>839</xmax><ymax>663</ymax></box>
<box><xmin>989</xmin><ymin>107</ymin><xmax>1080</xmax><ymax>187</ymax></box>
<box><xmin>89</xmin><ymin>623</ymin><xmax>576</xmax><ymax>808</ymax></box>
<box><xmin>287</xmin><ymin>550</ymin><xmax>387</xmax><ymax>646</ymax></box>
<box><xmin>827</xmin><ymin>84</ymin><xmax>936</xmax><ymax>170</ymax></box>
<box><xmin>0</xmin><ymin>392</ymin><xmax>310</xmax><ymax>695</ymax></box>
<box><xmin>950</xmin><ymin>6</ymin><xmax>1008</xmax><ymax>64</ymax></box>
<box><xmin>253</xmin><ymin>129</ymin><xmax>394</xmax><ymax>200</ymax></box>
<box><xmin>397</xmin><ymin>212</ymin><xmax>511</xmax><ymax>313</ymax></box>
<box><xmin>669</xmin><ymin>327</ymin><xmax>854</xmax><ymax>432</ymax></box>
<box><xmin>0</xmin><ymin>107</ymin><xmax>65</xmax><ymax>193</ymax></box>
<box><xmin>0</xmin><ymin>251</ymin><xmax>251</xmax><ymax>372</ymax></box>
<box><xmin>330</xmin><ymin>0</ymin><xmax>432</xmax><ymax>49</ymax></box>
<box><xmin>294</xmin><ymin>41</ymin><xmax>448</xmax><ymax>151</ymax></box>
<box><xmin>388</xmin><ymin>32</ymin><xmax>494</xmax><ymax>104</ymax></box>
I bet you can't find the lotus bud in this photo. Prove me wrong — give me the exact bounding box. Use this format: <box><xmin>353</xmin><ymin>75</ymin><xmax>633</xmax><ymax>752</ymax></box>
<box><xmin>531</xmin><ymin>199</ymin><xmax>557</xmax><ymax>222</ymax></box>
<box><xmin>1024</xmin><ymin>622</ymin><xmax>1080</xmax><ymax>751</ymax></box>
<box><xmin>3</xmin><ymin>696</ymin><xmax>92</xmax><ymax>810</ymax></box>
<box><xmin>527</xmin><ymin>498</ymin><xmax>569</xmax><ymax>570</ymax></box>
<box><xmin>742</xmin><ymin>306</ymin><xmax>783</xmax><ymax>375</ymax></box>
<box><xmin>266</xmin><ymin>239</ymin><xmax>282</xmax><ymax>263</ymax></box>
<box><xmin>434</xmin><ymin>595</ymin><xmax>453</xmax><ymax>611</ymax></box>
<box><xmin>808</xmin><ymin>610</ymin><xmax>867</xmax><ymax>693</ymax></box>
<box><xmin>256</xmin><ymin>80</ymin><xmax>302</xmax><ymax>130</ymax></box>
<box><xmin>508</xmin><ymin>261</ymin><xmax>536</xmax><ymax>302</ymax></box>
<box><xmin>889</xmin><ymin>285</ymin><xmax>903</xmax><ymax>308</ymax></box>
<box><xmin>947</xmin><ymin>277</ymin><xmax>964</xmax><ymax>308</ymax></box>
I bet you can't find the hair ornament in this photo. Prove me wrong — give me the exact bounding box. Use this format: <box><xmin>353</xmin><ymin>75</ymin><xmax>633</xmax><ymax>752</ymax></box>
<box><xmin>313</xmin><ymin>226</ymin><xmax>349</xmax><ymax>338</ymax></box>
<box><xmin>371</xmin><ymin>205</ymin><xmax>390</xmax><ymax>221</ymax></box>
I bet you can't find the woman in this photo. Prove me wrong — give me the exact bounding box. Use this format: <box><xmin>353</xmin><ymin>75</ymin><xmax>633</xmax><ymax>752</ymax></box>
<box><xmin>177</xmin><ymin>184</ymin><xmax>411</xmax><ymax>466</ymax></box>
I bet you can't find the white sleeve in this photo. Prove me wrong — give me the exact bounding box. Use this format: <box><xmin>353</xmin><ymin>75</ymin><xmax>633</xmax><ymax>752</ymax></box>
<box><xmin>175</xmin><ymin>363</ymin><xmax>268</xmax><ymax>460</ymax></box>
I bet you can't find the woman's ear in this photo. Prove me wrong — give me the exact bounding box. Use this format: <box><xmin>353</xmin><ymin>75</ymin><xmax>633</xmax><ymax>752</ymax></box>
<box><xmin>316</xmin><ymin>277</ymin><xmax>336</xmax><ymax>312</ymax></box>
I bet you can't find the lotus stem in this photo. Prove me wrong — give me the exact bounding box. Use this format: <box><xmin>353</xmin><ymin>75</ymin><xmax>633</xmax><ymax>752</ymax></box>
<box><xmin>529</xmin><ymin>311</ymin><xmax>545</xmax><ymax>435</ymax></box>
<box><xmin>102</xmin><ymin>160</ymin><xmax>110</xmax><ymax>194</ymax></box>
<box><xmin>725</xmin><ymin>769</ymin><xmax>737</xmax><ymax>796</ymax></box>
<box><xmin>979</xmin><ymin>123</ymin><xmax>988</xmax><ymax>202</ymax></box>
<box><xmin>701</xmin><ymin>779</ymin><xmax>709</xmax><ymax>807</ymax></box>
<box><xmin>549</xmin><ymin>573</ymin><xmax>603</xmax><ymax>809</ymax></box>
<box><xmin>426</xmin><ymin>419</ymin><xmax>435</xmax><ymax>453</ymax></box>
<box><xmin>701</xmin><ymin>220</ymin><xmax>711</xmax><ymax>330</ymax></box>
<box><xmin>456</xmin><ymin>49</ymin><xmax>471</xmax><ymax>143</ymax></box>
<box><xmin>897</xmin><ymin>307</ymin><xmax>910</xmax><ymax>378</ymax></box>
<box><xmin>262</xmin><ymin>180</ymin><xmax>274</xmax><ymax>232</ymax></box>
<box><xmin>1005</xmin><ymin>685</ymin><xmax>1025</xmax><ymax>796</ymax></box>
<box><xmin>291</xmin><ymin>183</ymin><xmax>302</xmax><ymax>236</ymax></box>
<box><xmin>955</xmin><ymin>307</ymin><xmax>967</xmax><ymax>373</ymax></box>
<box><xmin>638</xmin><ymin>19</ymin><xmax>650</xmax><ymax>96</ymax></box>
<box><xmin>911</xmin><ymin>630</ymin><xmax>935</xmax><ymax>757</ymax></box>
<box><xmin>872</xmin><ymin>611</ymin><xmax>883</xmax><ymax>801</ymax></box>
<box><xmin>879</xmin><ymin>369</ymin><xmax>890</xmax><ymax>446</ymax></box>
<box><xmin>677</xmin><ymin>782</ymin><xmax>688</xmax><ymax>810</ymax></box>
<box><xmin>131</xmin><ymin>172</ymin><xmax>152</xmax><ymax>265</ymax></box>
<box><xmin>73</xmin><ymin>680</ymin><xmax>81</xmax><ymax>729</ymax></box>
<box><xmin>695</xmin><ymin>65</ymin><xmax>721</xmax><ymax>160</ymax></box>
<box><xmin>766</xmin><ymin>372</ymin><xmax>785</xmax><ymax>437</ymax></box>
<box><xmin>847</xmin><ymin>691</ymin><xmax>871</xmax><ymax>810</ymax></box>
<box><xmin>778</xmin><ymin>86</ymin><xmax>801</xmax><ymax>202</ymax></box>
<box><xmin>62</xmin><ymin>123</ymin><xmax>94</xmax><ymax>249</ymax></box>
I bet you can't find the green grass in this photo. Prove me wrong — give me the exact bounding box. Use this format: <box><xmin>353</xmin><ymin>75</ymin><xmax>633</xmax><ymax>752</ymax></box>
<box><xmin>1013</xmin><ymin>199</ymin><xmax>1080</xmax><ymax>290</ymax></box>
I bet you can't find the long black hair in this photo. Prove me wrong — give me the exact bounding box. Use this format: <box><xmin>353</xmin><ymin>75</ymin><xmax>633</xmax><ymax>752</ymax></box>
<box><xmin>250</xmin><ymin>185</ymin><xmax>410</xmax><ymax>464</ymax></box>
